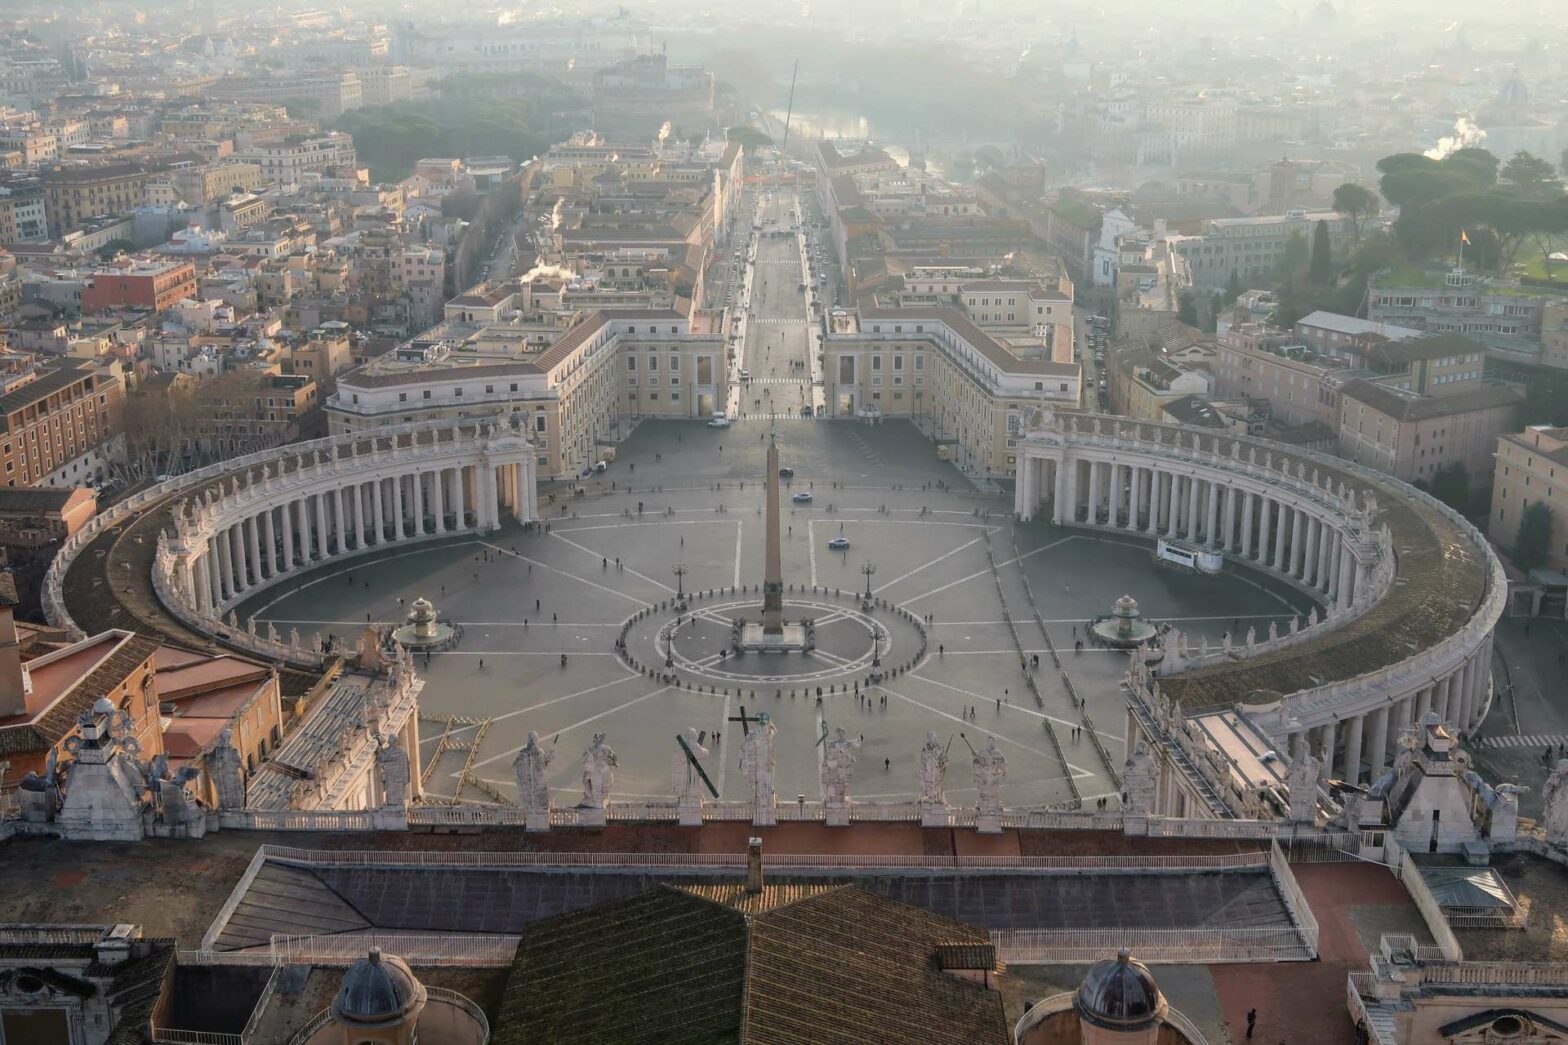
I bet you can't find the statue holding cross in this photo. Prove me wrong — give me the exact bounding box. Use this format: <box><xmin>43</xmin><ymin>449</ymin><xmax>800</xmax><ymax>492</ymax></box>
<box><xmin>673</xmin><ymin>727</ymin><xmax>715</xmax><ymax>825</ymax></box>
<box><xmin>821</xmin><ymin>727</ymin><xmax>861</xmax><ymax>814</ymax></box>
<box><xmin>740</xmin><ymin>712</ymin><xmax>778</xmax><ymax>826</ymax></box>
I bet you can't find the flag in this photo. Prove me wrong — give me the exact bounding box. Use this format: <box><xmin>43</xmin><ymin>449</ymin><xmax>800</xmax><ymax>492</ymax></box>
<box><xmin>1461</xmin><ymin>230</ymin><xmax>1471</xmax><ymax>245</ymax></box>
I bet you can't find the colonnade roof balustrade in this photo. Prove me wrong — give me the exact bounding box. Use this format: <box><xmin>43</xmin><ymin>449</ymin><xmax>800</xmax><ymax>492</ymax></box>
<box><xmin>1019</xmin><ymin>410</ymin><xmax>1500</xmax><ymax>713</ymax></box>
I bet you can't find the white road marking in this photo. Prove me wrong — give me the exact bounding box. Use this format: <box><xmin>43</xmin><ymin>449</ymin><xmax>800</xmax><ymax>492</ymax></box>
<box><xmin>249</xmin><ymin>540</ymin><xmax>481</xmax><ymax>617</ymax></box>
<box><xmin>465</xmin><ymin>686</ymin><xmax>675</xmax><ymax>771</ymax></box>
<box><xmin>910</xmin><ymin>672</ymin><xmax>1125</xmax><ymax>743</ymax></box>
<box><xmin>545</xmin><ymin>532</ymin><xmax>676</xmax><ymax>593</ymax></box>
<box><xmin>903</xmin><ymin>537</ymin><xmax>1076</xmax><ymax>605</ymax></box>
<box><xmin>733</xmin><ymin>519</ymin><xmax>743</xmax><ymax>588</ymax></box>
<box><xmin>476</xmin><ymin>541</ymin><xmax>647</xmax><ymax>605</ymax></box>
<box><xmin>879</xmin><ymin>685</ymin><xmax>1095</xmax><ymax>780</ymax></box>
<box><xmin>418</xmin><ymin>672</ymin><xmax>644</xmax><ymax>746</ymax></box>
<box><xmin>872</xmin><ymin>533</ymin><xmax>989</xmax><ymax>594</ymax></box>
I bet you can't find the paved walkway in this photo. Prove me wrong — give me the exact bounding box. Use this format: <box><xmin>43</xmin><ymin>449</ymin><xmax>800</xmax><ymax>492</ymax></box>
<box><xmin>1209</xmin><ymin>862</ymin><xmax>1418</xmax><ymax>1045</ymax></box>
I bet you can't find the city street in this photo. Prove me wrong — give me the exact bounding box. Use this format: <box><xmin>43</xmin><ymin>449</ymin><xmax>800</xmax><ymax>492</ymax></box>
<box><xmin>728</xmin><ymin>186</ymin><xmax>821</xmax><ymax>419</ymax></box>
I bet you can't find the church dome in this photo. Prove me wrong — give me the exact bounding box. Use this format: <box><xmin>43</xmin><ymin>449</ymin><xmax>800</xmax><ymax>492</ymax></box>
<box><xmin>332</xmin><ymin>947</ymin><xmax>426</xmax><ymax>1026</ymax></box>
<box><xmin>1496</xmin><ymin>71</ymin><xmax>1529</xmax><ymax>107</ymax></box>
<box><xmin>1075</xmin><ymin>949</ymin><xmax>1165</xmax><ymax>1029</ymax></box>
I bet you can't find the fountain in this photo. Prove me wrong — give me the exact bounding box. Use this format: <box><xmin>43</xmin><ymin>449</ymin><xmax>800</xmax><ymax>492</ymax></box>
<box><xmin>1089</xmin><ymin>594</ymin><xmax>1158</xmax><ymax>649</ymax></box>
<box><xmin>390</xmin><ymin>596</ymin><xmax>456</xmax><ymax>651</ymax></box>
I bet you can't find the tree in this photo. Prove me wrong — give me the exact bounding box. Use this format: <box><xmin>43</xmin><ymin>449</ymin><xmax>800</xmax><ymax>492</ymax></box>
<box><xmin>725</xmin><ymin>125</ymin><xmax>773</xmax><ymax>151</ymax></box>
<box><xmin>1276</xmin><ymin>229</ymin><xmax>1310</xmax><ymax>289</ymax></box>
<box><xmin>1176</xmin><ymin>291</ymin><xmax>1198</xmax><ymax>327</ymax></box>
<box><xmin>1224</xmin><ymin>269</ymin><xmax>1243</xmax><ymax>307</ymax></box>
<box><xmin>1514</xmin><ymin>501</ymin><xmax>1555</xmax><ymax>571</ymax></box>
<box><xmin>1310</xmin><ymin>220</ymin><xmax>1333</xmax><ymax>285</ymax></box>
<box><xmin>1332</xmin><ymin>182</ymin><xmax>1378</xmax><ymax>242</ymax></box>
<box><xmin>96</xmin><ymin>238</ymin><xmax>132</xmax><ymax>260</ymax></box>
<box><xmin>1427</xmin><ymin>461</ymin><xmax>1470</xmax><ymax>514</ymax></box>
<box><xmin>1500</xmin><ymin>150</ymin><xmax>1565</xmax><ymax>199</ymax></box>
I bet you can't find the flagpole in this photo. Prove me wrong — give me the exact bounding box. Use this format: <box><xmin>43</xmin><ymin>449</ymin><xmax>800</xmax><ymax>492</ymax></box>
<box><xmin>1459</xmin><ymin>230</ymin><xmax>1466</xmax><ymax>271</ymax></box>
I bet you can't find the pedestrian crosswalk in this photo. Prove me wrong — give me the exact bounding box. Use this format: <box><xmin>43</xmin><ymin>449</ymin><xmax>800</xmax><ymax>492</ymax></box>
<box><xmin>731</xmin><ymin>412</ymin><xmax>821</xmax><ymax>421</ymax></box>
<box><xmin>1476</xmin><ymin>733</ymin><xmax>1568</xmax><ymax>749</ymax></box>
<box><xmin>751</xmin><ymin>317</ymin><xmax>809</xmax><ymax>325</ymax></box>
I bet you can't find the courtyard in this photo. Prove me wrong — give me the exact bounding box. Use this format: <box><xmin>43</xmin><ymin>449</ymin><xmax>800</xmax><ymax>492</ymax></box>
<box><xmin>236</xmin><ymin>417</ymin><xmax>1316</xmax><ymax>812</ymax></box>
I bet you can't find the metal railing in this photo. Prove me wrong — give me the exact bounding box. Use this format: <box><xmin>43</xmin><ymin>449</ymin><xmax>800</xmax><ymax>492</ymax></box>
<box><xmin>286</xmin><ymin>986</ymin><xmax>489</xmax><ymax>1045</ymax></box>
<box><xmin>992</xmin><ymin>925</ymin><xmax>1311</xmax><ymax>964</ymax></box>
<box><xmin>1385</xmin><ymin>836</ymin><xmax>1464</xmax><ymax>961</ymax></box>
<box><xmin>0</xmin><ymin>926</ymin><xmax>112</xmax><ymax>944</ymax></box>
<box><xmin>1269</xmin><ymin>839</ymin><xmax>1320</xmax><ymax>957</ymax></box>
<box><xmin>270</xmin><ymin>932</ymin><xmax>519</xmax><ymax>967</ymax></box>
<box><xmin>258</xmin><ymin>843</ymin><xmax>1269</xmax><ymax>873</ymax></box>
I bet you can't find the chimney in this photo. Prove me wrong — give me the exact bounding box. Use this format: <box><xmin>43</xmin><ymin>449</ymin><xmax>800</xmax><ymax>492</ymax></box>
<box><xmin>745</xmin><ymin>836</ymin><xmax>764</xmax><ymax>894</ymax></box>
<box><xmin>0</xmin><ymin>573</ymin><xmax>26</xmax><ymax>718</ymax></box>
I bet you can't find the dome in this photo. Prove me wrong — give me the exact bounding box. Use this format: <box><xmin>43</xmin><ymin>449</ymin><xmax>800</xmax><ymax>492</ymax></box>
<box><xmin>332</xmin><ymin>947</ymin><xmax>426</xmax><ymax>1026</ymax></box>
<box><xmin>1075</xmin><ymin>949</ymin><xmax>1165</xmax><ymax>1030</ymax></box>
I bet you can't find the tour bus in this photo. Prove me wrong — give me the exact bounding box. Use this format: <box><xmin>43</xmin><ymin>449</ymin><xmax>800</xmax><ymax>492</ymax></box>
<box><xmin>1155</xmin><ymin>538</ymin><xmax>1223</xmax><ymax>575</ymax></box>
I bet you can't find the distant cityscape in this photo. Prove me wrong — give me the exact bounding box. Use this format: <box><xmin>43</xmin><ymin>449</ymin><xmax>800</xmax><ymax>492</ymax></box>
<box><xmin>0</xmin><ymin>2</ymin><xmax>1565</xmax><ymax>1043</ymax></box>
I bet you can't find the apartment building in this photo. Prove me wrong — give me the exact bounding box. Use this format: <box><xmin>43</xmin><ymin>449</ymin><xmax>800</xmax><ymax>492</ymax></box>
<box><xmin>0</xmin><ymin>127</ymin><xmax>58</xmax><ymax>165</ymax></box>
<box><xmin>1336</xmin><ymin>379</ymin><xmax>1522</xmax><ymax>485</ymax></box>
<box><xmin>39</xmin><ymin>163</ymin><xmax>153</xmax><ymax>238</ymax></box>
<box><xmin>1174</xmin><ymin>209</ymin><xmax>1355</xmax><ymax>290</ymax></box>
<box><xmin>0</xmin><ymin>185</ymin><xmax>47</xmax><ymax>244</ymax></box>
<box><xmin>1214</xmin><ymin>322</ymin><xmax>1349</xmax><ymax>429</ymax></box>
<box><xmin>236</xmin><ymin>133</ymin><xmax>357</xmax><ymax>183</ymax></box>
<box><xmin>328</xmin><ymin>309</ymin><xmax>725</xmax><ymax>478</ymax></box>
<box><xmin>81</xmin><ymin>258</ymin><xmax>197</xmax><ymax>314</ymax></box>
<box><xmin>0</xmin><ymin>360</ymin><xmax>124</xmax><ymax>489</ymax></box>
<box><xmin>820</xmin><ymin>307</ymin><xmax>1081</xmax><ymax>478</ymax></box>
<box><xmin>1367</xmin><ymin>268</ymin><xmax>1560</xmax><ymax>360</ymax></box>
<box><xmin>1490</xmin><ymin>425</ymin><xmax>1568</xmax><ymax>572</ymax></box>
<box><xmin>1293</xmin><ymin>310</ymin><xmax>1421</xmax><ymax>362</ymax></box>
<box><xmin>1539</xmin><ymin>301</ymin><xmax>1568</xmax><ymax>372</ymax></box>
<box><xmin>167</xmin><ymin>160</ymin><xmax>265</xmax><ymax>205</ymax></box>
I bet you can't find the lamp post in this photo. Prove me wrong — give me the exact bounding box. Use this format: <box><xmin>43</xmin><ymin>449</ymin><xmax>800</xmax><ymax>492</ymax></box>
<box><xmin>673</xmin><ymin>563</ymin><xmax>689</xmax><ymax>607</ymax></box>
<box><xmin>860</xmin><ymin>561</ymin><xmax>876</xmax><ymax>610</ymax></box>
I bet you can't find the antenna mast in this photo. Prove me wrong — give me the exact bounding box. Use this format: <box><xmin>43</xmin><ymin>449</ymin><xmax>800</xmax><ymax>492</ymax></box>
<box><xmin>780</xmin><ymin>58</ymin><xmax>800</xmax><ymax>153</ymax></box>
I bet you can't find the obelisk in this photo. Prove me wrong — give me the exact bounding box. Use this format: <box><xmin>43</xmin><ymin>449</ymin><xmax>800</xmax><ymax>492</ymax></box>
<box><xmin>761</xmin><ymin>439</ymin><xmax>785</xmax><ymax>634</ymax></box>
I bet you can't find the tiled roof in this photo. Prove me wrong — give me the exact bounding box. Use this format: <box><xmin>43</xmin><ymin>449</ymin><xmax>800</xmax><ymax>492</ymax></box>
<box><xmin>493</xmin><ymin>884</ymin><xmax>1008</xmax><ymax>1045</ymax></box>
<box><xmin>1340</xmin><ymin>379</ymin><xmax>1522</xmax><ymax>422</ymax></box>
<box><xmin>0</xmin><ymin>632</ymin><xmax>159</xmax><ymax>756</ymax></box>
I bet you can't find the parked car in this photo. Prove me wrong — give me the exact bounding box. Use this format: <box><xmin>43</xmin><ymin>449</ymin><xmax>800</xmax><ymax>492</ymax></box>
<box><xmin>828</xmin><ymin>536</ymin><xmax>850</xmax><ymax>550</ymax></box>
<box><xmin>708</xmin><ymin>415</ymin><xmax>731</xmax><ymax>429</ymax></box>
<box><xmin>792</xmin><ymin>491</ymin><xmax>814</xmax><ymax>503</ymax></box>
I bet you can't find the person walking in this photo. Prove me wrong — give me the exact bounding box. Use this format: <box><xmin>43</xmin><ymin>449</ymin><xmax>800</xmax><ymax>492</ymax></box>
<box><xmin>1246</xmin><ymin>1009</ymin><xmax>1257</xmax><ymax>1039</ymax></box>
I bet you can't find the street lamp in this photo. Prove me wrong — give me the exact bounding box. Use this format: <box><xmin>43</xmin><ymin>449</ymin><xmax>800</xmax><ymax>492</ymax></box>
<box><xmin>860</xmin><ymin>561</ymin><xmax>876</xmax><ymax>604</ymax></box>
<box><xmin>673</xmin><ymin>563</ymin><xmax>689</xmax><ymax>609</ymax></box>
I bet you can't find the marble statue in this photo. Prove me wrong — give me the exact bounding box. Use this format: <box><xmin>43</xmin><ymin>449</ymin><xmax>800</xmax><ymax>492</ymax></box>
<box><xmin>1542</xmin><ymin>760</ymin><xmax>1568</xmax><ymax>847</ymax></box>
<box><xmin>1122</xmin><ymin>742</ymin><xmax>1157</xmax><ymax>816</ymax></box>
<box><xmin>973</xmin><ymin>736</ymin><xmax>1007</xmax><ymax>816</ymax></box>
<box><xmin>821</xmin><ymin>727</ymin><xmax>860</xmax><ymax>807</ymax></box>
<box><xmin>740</xmin><ymin>716</ymin><xmax>778</xmax><ymax>821</ymax></box>
<box><xmin>514</xmin><ymin>732</ymin><xmax>554</xmax><ymax>815</ymax></box>
<box><xmin>156</xmin><ymin>767</ymin><xmax>204</xmax><ymax>826</ymax></box>
<box><xmin>206</xmin><ymin>729</ymin><xmax>246</xmax><ymax>810</ymax></box>
<box><xmin>918</xmin><ymin>731</ymin><xmax>949</xmax><ymax>806</ymax></box>
<box><xmin>1286</xmin><ymin>747</ymin><xmax>1322</xmax><ymax>822</ymax></box>
<box><xmin>672</xmin><ymin>727</ymin><xmax>710</xmax><ymax>805</ymax></box>
<box><xmin>579</xmin><ymin>733</ymin><xmax>618</xmax><ymax>810</ymax></box>
<box><xmin>375</xmin><ymin>732</ymin><xmax>410</xmax><ymax>809</ymax></box>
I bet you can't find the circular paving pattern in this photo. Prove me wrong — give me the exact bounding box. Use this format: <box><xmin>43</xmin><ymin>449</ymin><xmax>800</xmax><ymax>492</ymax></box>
<box><xmin>617</xmin><ymin>585</ymin><xmax>928</xmax><ymax>694</ymax></box>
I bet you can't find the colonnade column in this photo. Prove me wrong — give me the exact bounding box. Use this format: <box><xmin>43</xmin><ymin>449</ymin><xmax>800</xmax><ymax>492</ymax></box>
<box><xmin>413</xmin><ymin>471</ymin><xmax>427</xmax><ymax>536</ymax></box>
<box><xmin>1337</xmin><ymin>547</ymin><xmax>1356</xmax><ymax>609</ymax></box>
<box><xmin>1128</xmin><ymin>466</ymin><xmax>1143</xmax><ymax>531</ymax></box>
<box><xmin>454</xmin><ymin>467</ymin><xmax>468</xmax><ymax>530</ymax></box>
<box><xmin>1186</xmin><ymin>477</ymin><xmax>1201</xmax><ymax>538</ymax></box>
<box><xmin>1108</xmin><ymin>463</ymin><xmax>1123</xmax><ymax>525</ymax></box>
<box><xmin>1290</xmin><ymin>511</ymin><xmax>1306</xmax><ymax>578</ymax></box>
<box><xmin>1368</xmin><ymin>705</ymin><xmax>1391</xmax><ymax>779</ymax></box>
<box><xmin>314</xmin><ymin>493</ymin><xmax>329</xmax><ymax>557</ymax></box>
<box><xmin>1146</xmin><ymin>471</ymin><xmax>1161</xmax><ymax>534</ymax></box>
<box><xmin>245</xmin><ymin>517</ymin><xmax>262</xmax><ymax>585</ymax></box>
<box><xmin>433</xmin><ymin>469</ymin><xmax>447</xmax><ymax>533</ymax></box>
<box><xmin>229</xmin><ymin>525</ymin><xmax>246</xmax><ymax>592</ymax></box>
<box><xmin>1343</xmin><ymin>714</ymin><xmax>1364</xmax><ymax>786</ymax></box>
<box><xmin>1241</xmin><ymin>492</ymin><xmax>1255</xmax><ymax>558</ymax></box>
<box><xmin>261</xmin><ymin>508</ymin><xmax>276</xmax><ymax>576</ymax></box>
<box><xmin>1273</xmin><ymin>505</ymin><xmax>1289</xmax><ymax>570</ymax></box>
<box><xmin>372</xmin><ymin>479</ymin><xmax>386</xmax><ymax>544</ymax></box>
<box><xmin>1303</xmin><ymin>518</ymin><xmax>1320</xmax><ymax>587</ymax></box>
<box><xmin>1205</xmin><ymin>482</ymin><xmax>1220</xmax><ymax>546</ymax></box>
<box><xmin>1222</xmin><ymin>487</ymin><xmax>1237</xmax><ymax>551</ymax></box>
<box><xmin>1319</xmin><ymin>720</ymin><xmax>1337</xmax><ymax>780</ymax></box>
<box><xmin>1259</xmin><ymin>498</ymin><xmax>1273</xmax><ymax>566</ymax></box>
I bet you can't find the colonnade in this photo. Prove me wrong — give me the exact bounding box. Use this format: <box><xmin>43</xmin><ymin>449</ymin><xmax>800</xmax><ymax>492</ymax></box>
<box><xmin>1014</xmin><ymin>411</ymin><xmax>1505</xmax><ymax>796</ymax></box>
<box><xmin>1019</xmin><ymin>454</ymin><xmax>1368</xmax><ymax>609</ymax></box>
